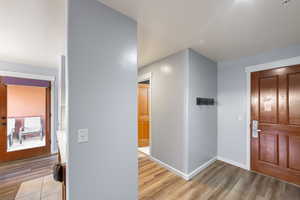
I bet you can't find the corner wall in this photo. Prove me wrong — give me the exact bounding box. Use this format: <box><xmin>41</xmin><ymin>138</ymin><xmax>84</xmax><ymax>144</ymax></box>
<box><xmin>138</xmin><ymin>49</ymin><xmax>218</xmax><ymax>177</ymax></box>
<box><xmin>187</xmin><ymin>49</ymin><xmax>218</xmax><ymax>173</ymax></box>
<box><xmin>138</xmin><ymin>50</ymin><xmax>189</xmax><ymax>173</ymax></box>
<box><xmin>67</xmin><ymin>0</ymin><xmax>137</xmax><ymax>199</ymax></box>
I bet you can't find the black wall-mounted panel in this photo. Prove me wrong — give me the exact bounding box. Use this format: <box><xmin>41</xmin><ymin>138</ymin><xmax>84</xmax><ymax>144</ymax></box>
<box><xmin>196</xmin><ymin>98</ymin><xmax>215</xmax><ymax>106</ymax></box>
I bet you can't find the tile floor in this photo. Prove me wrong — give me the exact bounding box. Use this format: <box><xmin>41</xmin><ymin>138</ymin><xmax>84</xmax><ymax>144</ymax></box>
<box><xmin>15</xmin><ymin>175</ymin><xmax>62</xmax><ymax>200</ymax></box>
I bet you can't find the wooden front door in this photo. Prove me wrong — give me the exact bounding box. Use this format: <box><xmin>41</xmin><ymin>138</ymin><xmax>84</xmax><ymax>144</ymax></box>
<box><xmin>251</xmin><ymin>64</ymin><xmax>300</xmax><ymax>185</ymax></box>
<box><xmin>0</xmin><ymin>78</ymin><xmax>51</xmax><ymax>163</ymax></box>
<box><xmin>138</xmin><ymin>83</ymin><xmax>150</xmax><ymax>147</ymax></box>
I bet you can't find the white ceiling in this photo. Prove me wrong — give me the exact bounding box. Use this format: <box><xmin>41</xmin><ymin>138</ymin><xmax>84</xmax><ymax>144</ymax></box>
<box><xmin>0</xmin><ymin>0</ymin><xmax>65</xmax><ymax>68</ymax></box>
<box><xmin>99</xmin><ymin>0</ymin><xmax>300</xmax><ymax>67</ymax></box>
<box><xmin>1</xmin><ymin>0</ymin><xmax>299</xmax><ymax>68</ymax></box>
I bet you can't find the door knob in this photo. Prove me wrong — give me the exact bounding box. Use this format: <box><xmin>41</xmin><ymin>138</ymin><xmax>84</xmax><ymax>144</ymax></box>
<box><xmin>252</xmin><ymin>120</ymin><xmax>261</xmax><ymax>138</ymax></box>
<box><xmin>1</xmin><ymin>122</ymin><xmax>7</xmax><ymax>126</ymax></box>
<box><xmin>253</xmin><ymin>129</ymin><xmax>261</xmax><ymax>138</ymax></box>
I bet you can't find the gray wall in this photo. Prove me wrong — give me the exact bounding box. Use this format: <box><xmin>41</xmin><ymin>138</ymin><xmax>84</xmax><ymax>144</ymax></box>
<box><xmin>67</xmin><ymin>0</ymin><xmax>137</xmax><ymax>199</ymax></box>
<box><xmin>0</xmin><ymin>61</ymin><xmax>59</xmax><ymax>153</ymax></box>
<box><xmin>139</xmin><ymin>50</ymin><xmax>188</xmax><ymax>173</ymax></box>
<box><xmin>217</xmin><ymin>45</ymin><xmax>300</xmax><ymax>166</ymax></box>
<box><xmin>139</xmin><ymin>49</ymin><xmax>218</xmax><ymax>174</ymax></box>
<box><xmin>187</xmin><ymin>49</ymin><xmax>218</xmax><ymax>173</ymax></box>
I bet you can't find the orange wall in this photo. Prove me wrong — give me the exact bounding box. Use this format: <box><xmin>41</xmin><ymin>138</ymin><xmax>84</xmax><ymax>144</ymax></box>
<box><xmin>7</xmin><ymin>85</ymin><xmax>46</xmax><ymax>118</ymax></box>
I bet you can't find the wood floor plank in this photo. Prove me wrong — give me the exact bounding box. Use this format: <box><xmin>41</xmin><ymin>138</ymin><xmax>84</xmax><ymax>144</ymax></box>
<box><xmin>0</xmin><ymin>153</ymin><xmax>299</xmax><ymax>200</ymax></box>
<box><xmin>139</xmin><ymin>155</ymin><xmax>300</xmax><ymax>200</ymax></box>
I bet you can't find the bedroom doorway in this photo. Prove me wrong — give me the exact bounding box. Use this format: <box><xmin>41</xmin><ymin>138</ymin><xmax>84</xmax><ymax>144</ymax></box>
<box><xmin>138</xmin><ymin>78</ymin><xmax>151</xmax><ymax>156</ymax></box>
<box><xmin>0</xmin><ymin>76</ymin><xmax>51</xmax><ymax>163</ymax></box>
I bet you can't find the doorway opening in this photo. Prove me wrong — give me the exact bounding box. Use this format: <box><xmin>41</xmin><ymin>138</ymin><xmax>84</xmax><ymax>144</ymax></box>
<box><xmin>7</xmin><ymin>85</ymin><xmax>47</xmax><ymax>152</ymax></box>
<box><xmin>138</xmin><ymin>77</ymin><xmax>151</xmax><ymax>156</ymax></box>
<box><xmin>0</xmin><ymin>76</ymin><xmax>51</xmax><ymax>163</ymax></box>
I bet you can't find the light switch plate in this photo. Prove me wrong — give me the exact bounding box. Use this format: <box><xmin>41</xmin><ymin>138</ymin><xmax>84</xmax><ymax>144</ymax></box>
<box><xmin>78</xmin><ymin>129</ymin><xmax>89</xmax><ymax>143</ymax></box>
<box><xmin>238</xmin><ymin>115</ymin><xmax>243</xmax><ymax>121</ymax></box>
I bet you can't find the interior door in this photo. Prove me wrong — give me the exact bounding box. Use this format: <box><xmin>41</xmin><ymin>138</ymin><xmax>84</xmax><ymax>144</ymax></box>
<box><xmin>138</xmin><ymin>83</ymin><xmax>150</xmax><ymax>147</ymax></box>
<box><xmin>251</xmin><ymin>64</ymin><xmax>300</xmax><ymax>185</ymax></box>
<box><xmin>0</xmin><ymin>77</ymin><xmax>51</xmax><ymax>163</ymax></box>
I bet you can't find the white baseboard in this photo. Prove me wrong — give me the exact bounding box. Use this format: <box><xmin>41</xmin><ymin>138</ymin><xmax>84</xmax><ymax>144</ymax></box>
<box><xmin>186</xmin><ymin>157</ymin><xmax>217</xmax><ymax>180</ymax></box>
<box><xmin>149</xmin><ymin>156</ymin><xmax>217</xmax><ymax>181</ymax></box>
<box><xmin>217</xmin><ymin>156</ymin><xmax>248</xmax><ymax>170</ymax></box>
<box><xmin>149</xmin><ymin>156</ymin><xmax>189</xmax><ymax>180</ymax></box>
<box><xmin>148</xmin><ymin>155</ymin><xmax>249</xmax><ymax>180</ymax></box>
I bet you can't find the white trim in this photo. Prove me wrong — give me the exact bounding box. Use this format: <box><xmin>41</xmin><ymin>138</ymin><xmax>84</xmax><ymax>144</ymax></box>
<box><xmin>246</xmin><ymin>72</ymin><xmax>251</xmax><ymax>171</ymax></box>
<box><xmin>149</xmin><ymin>155</ymin><xmax>217</xmax><ymax>181</ymax></box>
<box><xmin>183</xmin><ymin>50</ymin><xmax>190</xmax><ymax>174</ymax></box>
<box><xmin>0</xmin><ymin>70</ymin><xmax>56</xmax><ymax>154</ymax></box>
<box><xmin>0</xmin><ymin>70</ymin><xmax>55</xmax><ymax>81</ymax></box>
<box><xmin>138</xmin><ymin>72</ymin><xmax>152</xmax><ymax>156</ymax></box>
<box><xmin>149</xmin><ymin>156</ymin><xmax>189</xmax><ymax>180</ymax></box>
<box><xmin>50</xmin><ymin>82</ymin><xmax>56</xmax><ymax>154</ymax></box>
<box><xmin>245</xmin><ymin>56</ymin><xmax>300</xmax><ymax>73</ymax></box>
<box><xmin>218</xmin><ymin>156</ymin><xmax>248</xmax><ymax>170</ymax></box>
<box><xmin>58</xmin><ymin>55</ymin><xmax>66</xmax><ymax>131</ymax></box>
<box><xmin>245</xmin><ymin>56</ymin><xmax>300</xmax><ymax>171</ymax></box>
<box><xmin>187</xmin><ymin>157</ymin><xmax>217</xmax><ymax>180</ymax></box>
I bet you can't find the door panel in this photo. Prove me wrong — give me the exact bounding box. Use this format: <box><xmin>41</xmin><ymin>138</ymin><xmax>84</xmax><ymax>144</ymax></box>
<box><xmin>139</xmin><ymin>86</ymin><xmax>149</xmax><ymax>116</ymax></box>
<box><xmin>259</xmin><ymin>77</ymin><xmax>278</xmax><ymax>123</ymax></box>
<box><xmin>251</xmin><ymin>64</ymin><xmax>300</xmax><ymax>185</ymax></box>
<box><xmin>289</xmin><ymin>136</ymin><xmax>300</xmax><ymax>171</ymax></box>
<box><xmin>288</xmin><ymin>73</ymin><xmax>300</xmax><ymax>125</ymax></box>
<box><xmin>138</xmin><ymin>84</ymin><xmax>150</xmax><ymax>147</ymax></box>
<box><xmin>278</xmin><ymin>75</ymin><xmax>288</xmax><ymax>124</ymax></box>
<box><xmin>259</xmin><ymin>133</ymin><xmax>278</xmax><ymax>164</ymax></box>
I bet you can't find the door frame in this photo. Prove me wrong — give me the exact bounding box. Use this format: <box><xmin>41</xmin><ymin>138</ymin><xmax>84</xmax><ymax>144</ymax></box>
<box><xmin>245</xmin><ymin>56</ymin><xmax>300</xmax><ymax>171</ymax></box>
<box><xmin>138</xmin><ymin>72</ymin><xmax>152</xmax><ymax>155</ymax></box>
<box><xmin>0</xmin><ymin>70</ymin><xmax>56</xmax><ymax>154</ymax></box>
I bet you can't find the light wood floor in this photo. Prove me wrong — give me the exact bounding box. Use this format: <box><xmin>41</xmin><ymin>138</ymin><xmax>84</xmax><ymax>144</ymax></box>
<box><xmin>1</xmin><ymin>153</ymin><xmax>300</xmax><ymax>200</ymax></box>
<box><xmin>139</xmin><ymin>153</ymin><xmax>300</xmax><ymax>200</ymax></box>
<box><xmin>0</xmin><ymin>155</ymin><xmax>57</xmax><ymax>200</ymax></box>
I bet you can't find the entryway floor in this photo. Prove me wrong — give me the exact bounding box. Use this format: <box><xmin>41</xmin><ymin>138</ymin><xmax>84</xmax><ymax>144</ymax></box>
<box><xmin>138</xmin><ymin>146</ymin><xmax>150</xmax><ymax>155</ymax></box>
<box><xmin>0</xmin><ymin>155</ymin><xmax>58</xmax><ymax>200</ymax></box>
<box><xmin>15</xmin><ymin>175</ymin><xmax>62</xmax><ymax>200</ymax></box>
